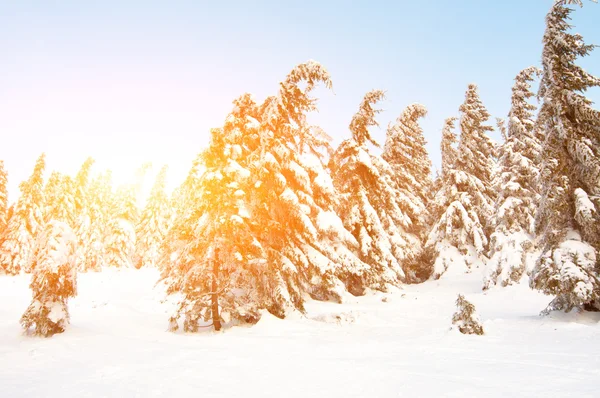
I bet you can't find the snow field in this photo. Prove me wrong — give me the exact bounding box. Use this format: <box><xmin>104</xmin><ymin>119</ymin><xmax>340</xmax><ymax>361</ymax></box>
<box><xmin>1</xmin><ymin>268</ymin><xmax>599</xmax><ymax>397</ymax></box>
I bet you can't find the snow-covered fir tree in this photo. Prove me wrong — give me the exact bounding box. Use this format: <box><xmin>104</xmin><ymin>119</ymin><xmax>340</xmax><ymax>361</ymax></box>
<box><xmin>452</xmin><ymin>294</ymin><xmax>484</xmax><ymax>335</ymax></box>
<box><xmin>162</xmin><ymin>94</ymin><xmax>267</xmax><ymax>329</ymax></box>
<box><xmin>530</xmin><ymin>0</ymin><xmax>600</xmax><ymax>313</ymax></box>
<box><xmin>163</xmin><ymin>61</ymin><xmax>369</xmax><ymax>330</ymax></box>
<box><xmin>484</xmin><ymin>67</ymin><xmax>542</xmax><ymax>290</ymax></box>
<box><xmin>135</xmin><ymin>165</ymin><xmax>171</xmax><ymax>269</ymax></box>
<box><xmin>383</xmin><ymin>103</ymin><xmax>433</xmax><ymax>281</ymax></box>
<box><xmin>426</xmin><ymin>85</ymin><xmax>496</xmax><ymax>279</ymax></box>
<box><xmin>330</xmin><ymin>90</ymin><xmax>419</xmax><ymax>287</ymax></box>
<box><xmin>0</xmin><ymin>153</ymin><xmax>46</xmax><ymax>274</ymax></box>
<box><xmin>104</xmin><ymin>185</ymin><xmax>136</xmax><ymax>268</ymax></box>
<box><xmin>383</xmin><ymin>103</ymin><xmax>432</xmax><ymax>232</ymax></box>
<box><xmin>43</xmin><ymin>172</ymin><xmax>76</xmax><ymax>225</ymax></box>
<box><xmin>20</xmin><ymin>220</ymin><xmax>77</xmax><ymax>337</ymax></box>
<box><xmin>440</xmin><ymin>117</ymin><xmax>458</xmax><ymax>177</ymax></box>
<box><xmin>246</xmin><ymin>61</ymin><xmax>368</xmax><ymax>309</ymax></box>
<box><xmin>72</xmin><ymin>158</ymin><xmax>96</xmax><ymax>271</ymax></box>
<box><xmin>21</xmin><ymin>181</ymin><xmax>78</xmax><ymax>337</ymax></box>
<box><xmin>80</xmin><ymin>170</ymin><xmax>113</xmax><ymax>271</ymax></box>
<box><xmin>0</xmin><ymin>160</ymin><xmax>7</xmax><ymax>234</ymax></box>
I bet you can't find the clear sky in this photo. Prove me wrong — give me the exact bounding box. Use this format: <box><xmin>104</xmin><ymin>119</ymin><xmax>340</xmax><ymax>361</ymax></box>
<box><xmin>1</xmin><ymin>0</ymin><xmax>599</xmax><ymax>198</ymax></box>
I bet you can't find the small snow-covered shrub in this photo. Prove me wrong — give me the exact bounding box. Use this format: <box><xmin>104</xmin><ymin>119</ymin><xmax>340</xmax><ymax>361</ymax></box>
<box><xmin>452</xmin><ymin>294</ymin><xmax>484</xmax><ymax>335</ymax></box>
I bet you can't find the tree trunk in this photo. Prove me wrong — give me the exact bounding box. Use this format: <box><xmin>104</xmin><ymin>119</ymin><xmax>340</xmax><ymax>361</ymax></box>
<box><xmin>211</xmin><ymin>249</ymin><xmax>222</xmax><ymax>331</ymax></box>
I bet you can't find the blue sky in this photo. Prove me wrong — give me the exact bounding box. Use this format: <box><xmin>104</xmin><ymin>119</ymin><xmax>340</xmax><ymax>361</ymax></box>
<box><xmin>0</xmin><ymin>0</ymin><xmax>599</xmax><ymax>197</ymax></box>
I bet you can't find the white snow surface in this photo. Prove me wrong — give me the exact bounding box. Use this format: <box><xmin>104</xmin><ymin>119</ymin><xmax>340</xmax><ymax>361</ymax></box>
<box><xmin>1</xmin><ymin>268</ymin><xmax>599</xmax><ymax>397</ymax></box>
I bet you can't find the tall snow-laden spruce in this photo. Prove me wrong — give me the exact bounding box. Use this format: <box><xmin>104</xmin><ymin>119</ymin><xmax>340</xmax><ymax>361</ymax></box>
<box><xmin>330</xmin><ymin>90</ymin><xmax>419</xmax><ymax>287</ymax></box>
<box><xmin>383</xmin><ymin>104</ymin><xmax>432</xmax><ymax>231</ymax></box>
<box><xmin>530</xmin><ymin>0</ymin><xmax>600</xmax><ymax>313</ymax></box>
<box><xmin>135</xmin><ymin>165</ymin><xmax>171</xmax><ymax>269</ymax></box>
<box><xmin>426</xmin><ymin>85</ymin><xmax>496</xmax><ymax>279</ymax></box>
<box><xmin>484</xmin><ymin>67</ymin><xmax>542</xmax><ymax>289</ymax></box>
<box><xmin>383</xmin><ymin>103</ymin><xmax>432</xmax><ymax>281</ymax></box>
<box><xmin>0</xmin><ymin>161</ymin><xmax>7</xmax><ymax>234</ymax></box>
<box><xmin>162</xmin><ymin>61</ymin><xmax>369</xmax><ymax>331</ymax></box>
<box><xmin>0</xmin><ymin>154</ymin><xmax>46</xmax><ymax>274</ymax></box>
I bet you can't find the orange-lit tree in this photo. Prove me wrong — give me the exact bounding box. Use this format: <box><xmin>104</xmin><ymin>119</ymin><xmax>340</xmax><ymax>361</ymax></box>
<box><xmin>135</xmin><ymin>165</ymin><xmax>171</xmax><ymax>269</ymax></box>
<box><xmin>21</xmin><ymin>174</ymin><xmax>78</xmax><ymax>337</ymax></box>
<box><xmin>163</xmin><ymin>61</ymin><xmax>369</xmax><ymax>330</ymax></box>
<box><xmin>0</xmin><ymin>153</ymin><xmax>46</xmax><ymax>274</ymax></box>
<box><xmin>104</xmin><ymin>185</ymin><xmax>136</xmax><ymax>268</ymax></box>
<box><xmin>72</xmin><ymin>158</ymin><xmax>97</xmax><ymax>271</ymax></box>
<box><xmin>43</xmin><ymin>172</ymin><xmax>76</xmax><ymax>225</ymax></box>
<box><xmin>163</xmin><ymin>95</ymin><xmax>264</xmax><ymax>330</ymax></box>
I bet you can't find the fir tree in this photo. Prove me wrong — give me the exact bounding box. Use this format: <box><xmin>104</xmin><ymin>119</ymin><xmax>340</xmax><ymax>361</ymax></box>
<box><xmin>452</xmin><ymin>294</ymin><xmax>484</xmax><ymax>335</ymax></box>
<box><xmin>44</xmin><ymin>172</ymin><xmax>76</xmax><ymax>225</ymax></box>
<box><xmin>72</xmin><ymin>158</ymin><xmax>96</xmax><ymax>271</ymax></box>
<box><xmin>330</xmin><ymin>90</ymin><xmax>418</xmax><ymax>287</ymax></box>
<box><xmin>530</xmin><ymin>0</ymin><xmax>600</xmax><ymax>313</ymax></box>
<box><xmin>163</xmin><ymin>61</ymin><xmax>369</xmax><ymax>330</ymax></box>
<box><xmin>104</xmin><ymin>217</ymin><xmax>136</xmax><ymax>268</ymax></box>
<box><xmin>426</xmin><ymin>85</ymin><xmax>496</xmax><ymax>279</ymax></box>
<box><xmin>440</xmin><ymin>117</ymin><xmax>458</xmax><ymax>177</ymax></box>
<box><xmin>383</xmin><ymin>103</ymin><xmax>433</xmax><ymax>281</ymax></box>
<box><xmin>104</xmin><ymin>185</ymin><xmax>136</xmax><ymax>268</ymax></box>
<box><xmin>135</xmin><ymin>165</ymin><xmax>171</xmax><ymax>269</ymax></box>
<box><xmin>21</xmin><ymin>176</ymin><xmax>78</xmax><ymax>337</ymax></box>
<box><xmin>0</xmin><ymin>153</ymin><xmax>46</xmax><ymax>274</ymax></box>
<box><xmin>383</xmin><ymin>103</ymin><xmax>432</xmax><ymax>233</ymax></box>
<box><xmin>81</xmin><ymin>170</ymin><xmax>113</xmax><ymax>271</ymax></box>
<box><xmin>20</xmin><ymin>220</ymin><xmax>77</xmax><ymax>337</ymax></box>
<box><xmin>162</xmin><ymin>95</ymin><xmax>266</xmax><ymax>329</ymax></box>
<box><xmin>484</xmin><ymin>67</ymin><xmax>542</xmax><ymax>289</ymax></box>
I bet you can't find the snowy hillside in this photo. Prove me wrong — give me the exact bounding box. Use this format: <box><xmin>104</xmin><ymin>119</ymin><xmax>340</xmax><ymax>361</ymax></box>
<box><xmin>1</xmin><ymin>268</ymin><xmax>598</xmax><ymax>398</ymax></box>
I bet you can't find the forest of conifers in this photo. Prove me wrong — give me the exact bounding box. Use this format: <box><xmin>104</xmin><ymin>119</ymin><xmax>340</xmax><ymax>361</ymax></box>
<box><xmin>1</xmin><ymin>0</ymin><xmax>599</xmax><ymax>336</ymax></box>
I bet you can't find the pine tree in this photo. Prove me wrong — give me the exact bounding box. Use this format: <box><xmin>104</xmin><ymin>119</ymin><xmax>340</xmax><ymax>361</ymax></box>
<box><xmin>104</xmin><ymin>217</ymin><xmax>136</xmax><ymax>268</ymax></box>
<box><xmin>162</xmin><ymin>95</ymin><xmax>265</xmax><ymax>329</ymax></box>
<box><xmin>484</xmin><ymin>67</ymin><xmax>542</xmax><ymax>289</ymax></box>
<box><xmin>530</xmin><ymin>0</ymin><xmax>600</xmax><ymax>313</ymax></box>
<box><xmin>21</xmin><ymin>173</ymin><xmax>78</xmax><ymax>337</ymax></box>
<box><xmin>20</xmin><ymin>220</ymin><xmax>77</xmax><ymax>337</ymax></box>
<box><xmin>0</xmin><ymin>154</ymin><xmax>46</xmax><ymax>274</ymax></box>
<box><xmin>426</xmin><ymin>85</ymin><xmax>496</xmax><ymax>279</ymax></box>
<box><xmin>135</xmin><ymin>165</ymin><xmax>171</xmax><ymax>269</ymax></box>
<box><xmin>0</xmin><ymin>161</ymin><xmax>8</xmax><ymax>234</ymax></box>
<box><xmin>44</xmin><ymin>172</ymin><xmax>76</xmax><ymax>225</ymax></box>
<box><xmin>440</xmin><ymin>117</ymin><xmax>458</xmax><ymax>177</ymax></box>
<box><xmin>452</xmin><ymin>294</ymin><xmax>484</xmax><ymax>335</ymax></box>
<box><xmin>383</xmin><ymin>103</ymin><xmax>432</xmax><ymax>233</ymax></box>
<box><xmin>81</xmin><ymin>170</ymin><xmax>113</xmax><ymax>271</ymax></box>
<box><xmin>383</xmin><ymin>103</ymin><xmax>433</xmax><ymax>281</ymax></box>
<box><xmin>72</xmin><ymin>158</ymin><xmax>96</xmax><ymax>271</ymax></box>
<box><xmin>163</xmin><ymin>61</ymin><xmax>369</xmax><ymax>330</ymax></box>
<box><xmin>330</xmin><ymin>90</ymin><xmax>418</xmax><ymax>288</ymax></box>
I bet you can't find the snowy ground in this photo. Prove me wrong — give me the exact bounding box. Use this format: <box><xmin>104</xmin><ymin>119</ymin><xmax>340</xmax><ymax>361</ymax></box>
<box><xmin>1</xmin><ymin>268</ymin><xmax>599</xmax><ymax>398</ymax></box>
